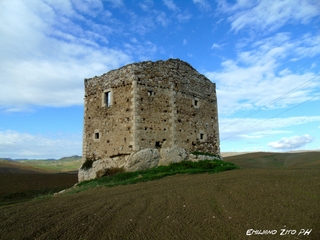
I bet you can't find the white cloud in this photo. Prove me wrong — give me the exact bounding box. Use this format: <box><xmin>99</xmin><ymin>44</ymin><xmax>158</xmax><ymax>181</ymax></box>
<box><xmin>163</xmin><ymin>0</ymin><xmax>179</xmax><ymax>11</ymax></box>
<box><xmin>0</xmin><ymin>130</ymin><xmax>82</xmax><ymax>159</ymax></box>
<box><xmin>139</xmin><ymin>0</ymin><xmax>154</xmax><ymax>11</ymax></box>
<box><xmin>267</xmin><ymin>134</ymin><xmax>314</xmax><ymax>150</ymax></box>
<box><xmin>71</xmin><ymin>0</ymin><xmax>104</xmax><ymax>17</ymax></box>
<box><xmin>220</xmin><ymin>116</ymin><xmax>320</xmax><ymax>141</ymax></box>
<box><xmin>206</xmin><ymin>33</ymin><xmax>320</xmax><ymax>116</ymax></box>
<box><xmin>211</xmin><ymin>43</ymin><xmax>222</xmax><ymax>49</ymax></box>
<box><xmin>218</xmin><ymin>0</ymin><xmax>320</xmax><ymax>33</ymax></box>
<box><xmin>0</xmin><ymin>0</ymin><xmax>131</xmax><ymax>111</ymax></box>
<box><xmin>193</xmin><ymin>0</ymin><xmax>211</xmax><ymax>11</ymax></box>
<box><xmin>156</xmin><ymin>11</ymin><xmax>169</xmax><ymax>26</ymax></box>
<box><xmin>176</xmin><ymin>11</ymin><xmax>192</xmax><ymax>22</ymax></box>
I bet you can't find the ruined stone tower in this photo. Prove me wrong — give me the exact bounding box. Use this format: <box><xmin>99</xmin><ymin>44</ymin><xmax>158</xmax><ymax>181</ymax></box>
<box><xmin>82</xmin><ymin>59</ymin><xmax>220</xmax><ymax>168</ymax></box>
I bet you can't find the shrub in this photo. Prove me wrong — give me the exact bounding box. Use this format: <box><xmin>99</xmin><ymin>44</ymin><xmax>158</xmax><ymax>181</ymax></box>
<box><xmin>80</xmin><ymin>155</ymin><xmax>97</xmax><ymax>170</ymax></box>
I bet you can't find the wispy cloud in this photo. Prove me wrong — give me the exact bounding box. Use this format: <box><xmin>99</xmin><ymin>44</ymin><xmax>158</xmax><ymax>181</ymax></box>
<box><xmin>0</xmin><ymin>130</ymin><xmax>82</xmax><ymax>159</ymax></box>
<box><xmin>218</xmin><ymin>0</ymin><xmax>320</xmax><ymax>33</ymax></box>
<box><xmin>211</xmin><ymin>43</ymin><xmax>222</xmax><ymax>49</ymax></box>
<box><xmin>163</xmin><ymin>0</ymin><xmax>179</xmax><ymax>11</ymax></box>
<box><xmin>193</xmin><ymin>0</ymin><xmax>211</xmax><ymax>11</ymax></box>
<box><xmin>176</xmin><ymin>11</ymin><xmax>192</xmax><ymax>22</ymax></box>
<box><xmin>206</xmin><ymin>32</ymin><xmax>320</xmax><ymax>115</ymax></box>
<box><xmin>267</xmin><ymin>134</ymin><xmax>314</xmax><ymax>150</ymax></box>
<box><xmin>220</xmin><ymin>116</ymin><xmax>320</xmax><ymax>141</ymax></box>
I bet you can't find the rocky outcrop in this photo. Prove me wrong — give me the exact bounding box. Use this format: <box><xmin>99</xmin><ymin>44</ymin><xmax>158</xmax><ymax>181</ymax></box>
<box><xmin>188</xmin><ymin>153</ymin><xmax>222</xmax><ymax>162</ymax></box>
<box><xmin>78</xmin><ymin>147</ymin><xmax>222</xmax><ymax>182</ymax></box>
<box><xmin>159</xmin><ymin>147</ymin><xmax>188</xmax><ymax>166</ymax></box>
<box><xmin>125</xmin><ymin>148</ymin><xmax>160</xmax><ymax>172</ymax></box>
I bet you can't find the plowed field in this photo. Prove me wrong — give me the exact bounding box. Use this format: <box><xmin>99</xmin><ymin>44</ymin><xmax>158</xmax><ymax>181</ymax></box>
<box><xmin>0</xmin><ymin>152</ymin><xmax>319</xmax><ymax>239</ymax></box>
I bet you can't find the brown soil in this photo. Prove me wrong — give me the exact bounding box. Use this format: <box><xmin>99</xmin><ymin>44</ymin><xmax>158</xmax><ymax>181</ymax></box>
<box><xmin>0</xmin><ymin>172</ymin><xmax>78</xmax><ymax>206</ymax></box>
<box><xmin>0</xmin><ymin>153</ymin><xmax>319</xmax><ymax>239</ymax></box>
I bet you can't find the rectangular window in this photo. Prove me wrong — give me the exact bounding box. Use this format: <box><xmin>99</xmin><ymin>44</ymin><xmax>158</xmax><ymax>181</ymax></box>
<box><xmin>104</xmin><ymin>92</ymin><xmax>111</xmax><ymax>107</ymax></box>
<box><xmin>200</xmin><ymin>133</ymin><xmax>204</xmax><ymax>140</ymax></box>
<box><xmin>193</xmin><ymin>97</ymin><xmax>200</xmax><ymax>108</ymax></box>
<box><xmin>95</xmin><ymin>132</ymin><xmax>100</xmax><ymax>139</ymax></box>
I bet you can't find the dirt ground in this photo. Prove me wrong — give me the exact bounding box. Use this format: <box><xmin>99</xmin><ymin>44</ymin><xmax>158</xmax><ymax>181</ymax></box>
<box><xmin>0</xmin><ymin>152</ymin><xmax>319</xmax><ymax>239</ymax></box>
<box><xmin>0</xmin><ymin>172</ymin><xmax>78</xmax><ymax>206</ymax></box>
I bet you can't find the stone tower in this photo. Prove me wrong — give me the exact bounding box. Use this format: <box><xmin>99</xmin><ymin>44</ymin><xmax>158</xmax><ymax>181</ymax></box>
<box><xmin>80</xmin><ymin>59</ymin><xmax>220</xmax><ymax>181</ymax></box>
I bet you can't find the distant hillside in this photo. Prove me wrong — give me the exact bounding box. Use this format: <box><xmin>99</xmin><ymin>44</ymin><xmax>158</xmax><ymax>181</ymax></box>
<box><xmin>224</xmin><ymin>151</ymin><xmax>320</xmax><ymax>169</ymax></box>
<box><xmin>58</xmin><ymin>155</ymin><xmax>82</xmax><ymax>161</ymax></box>
<box><xmin>0</xmin><ymin>155</ymin><xmax>82</xmax><ymax>173</ymax></box>
<box><xmin>0</xmin><ymin>160</ymin><xmax>43</xmax><ymax>173</ymax></box>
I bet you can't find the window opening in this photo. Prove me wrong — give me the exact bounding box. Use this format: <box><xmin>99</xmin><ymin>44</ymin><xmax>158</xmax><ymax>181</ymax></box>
<box><xmin>200</xmin><ymin>133</ymin><xmax>204</xmax><ymax>140</ymax></box>
<box><xmin>95</xmin><ymin>132</ymin><xmax>100</xmax><ymax>139</ymax></box>
<box><xmin>155</xmin><ymin>141</ymin><xmax>161</xmax><ymax>149</ymax></box>
<box><xmin>193</xmin><ymin>97</ymin><xmax>200</xmax><ymax>108</ymax></box>
<box><xmin>148</xmin><ymin>90</ymin><xmax>155</xmax><ymax>96</ymax></box>
<box><xmin>104</xmin><ymin>91</ymin><xmax>111</xmax><ymax>107</ymax></box>
<box><xmin>194</xmin><ymin>99</ymin><xmax>198</xmax><ymax>106</ymax></box>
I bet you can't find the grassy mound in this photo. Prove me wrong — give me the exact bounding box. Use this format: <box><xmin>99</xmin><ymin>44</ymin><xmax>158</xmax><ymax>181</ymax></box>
<box><xmin>75</xmin><ymin>160</ymin><xmax>239</xmax><ymax>192</ymax></box>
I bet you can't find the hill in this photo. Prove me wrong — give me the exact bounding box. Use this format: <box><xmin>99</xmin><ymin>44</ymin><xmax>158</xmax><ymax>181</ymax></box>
<box><xmin>224</xmin><ymin>151</ymin><xmax>320</xmax><ymax>169</ymax></box>
<box><xmin>0</xmin><ymin>155</ymin><xmax>82</xmax><ymax>173</ymax></box>
<box><xmin>0</xmin><ymin>152</ymin><xmax>319</xmax><ymax>239</ymax></box>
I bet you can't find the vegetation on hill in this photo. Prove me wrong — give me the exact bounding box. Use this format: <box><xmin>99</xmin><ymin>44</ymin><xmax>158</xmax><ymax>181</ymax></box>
<box><xmin>75</xmin><ymin>160</ymin><xmax>239</xmax><ymax>192</ymax></box>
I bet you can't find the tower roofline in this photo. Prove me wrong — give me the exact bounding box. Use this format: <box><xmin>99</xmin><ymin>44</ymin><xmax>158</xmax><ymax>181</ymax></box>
<box><xmin>84</xmin><ymin>58</ymin><xmax>207</xmax><ymax>84</ymax></box>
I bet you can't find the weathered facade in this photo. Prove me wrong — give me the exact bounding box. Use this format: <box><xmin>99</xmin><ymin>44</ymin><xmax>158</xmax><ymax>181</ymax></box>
<box><xmin>82</xmin><ymin>59</ymin><xmax>220</xmax><ymax>164</ymax></box>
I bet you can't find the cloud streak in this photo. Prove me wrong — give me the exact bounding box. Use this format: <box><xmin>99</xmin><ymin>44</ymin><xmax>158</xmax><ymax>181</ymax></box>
<box><xmin>206</xmin><ymin>32</ymin><xmax>320</xmax><ymax>116</ymax></box>
<box><xmin>267</xmin><ymin>134</ymin><xmax>314</xmax><ymax>150</ymax></box>
<box><xmin>220</xmin><ymin>116</ymin><xmax>320</xmax><ymax>141</ymax></box>
<box><xmin>218</xmin><ymin>0</ymin><xmax>320</xmax><ymax>33</ymax></box>
<box><xmin>0</xmin><ymin>130</ymin><xmax>82</xmax><ymax>159</ymax></box>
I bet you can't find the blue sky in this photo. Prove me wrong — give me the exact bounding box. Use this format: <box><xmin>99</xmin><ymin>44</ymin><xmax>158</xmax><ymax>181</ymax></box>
<box><xmin>0</xmin><ymin>0</ymin><xmax>320</xmax><ymax>159</ymax></box>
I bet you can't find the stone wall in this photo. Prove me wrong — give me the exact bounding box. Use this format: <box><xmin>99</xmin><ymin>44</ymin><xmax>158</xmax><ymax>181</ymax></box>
<box><xmin>82</xmin><ymin>58</ymin><xmax>220</xmax><ymax>166</ymax></box>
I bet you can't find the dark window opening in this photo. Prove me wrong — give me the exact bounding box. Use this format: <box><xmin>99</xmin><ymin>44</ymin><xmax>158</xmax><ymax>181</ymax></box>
<box><xmin>194</xmin><ymin>100</ymin><xmax>198</xmax><ymax>106</ymax></box>
<box><xmin>155</xmin><ymin>141</ymin><xmax>161</xmax><ymax>149</ymax></box>
<box><xmin>95</xmin><ymin>132</ymin><xmax>100</xmax><ymax>139</ymax></box>
<box><xmin>148</xmin><ymin>90</ymin><xmax>154</xmax><ymax>96</ymax></box>
<box><xmin>200</xmin><ymin>133</ymin><xmax>204</xmax><ymax>140</ymax></box>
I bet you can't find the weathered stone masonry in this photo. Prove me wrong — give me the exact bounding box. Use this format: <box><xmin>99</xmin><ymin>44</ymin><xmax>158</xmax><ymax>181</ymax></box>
<box><xmin>80</xmin><ymin>59</ymin><xmax>220</xmax><ymax>181</ymax></box>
